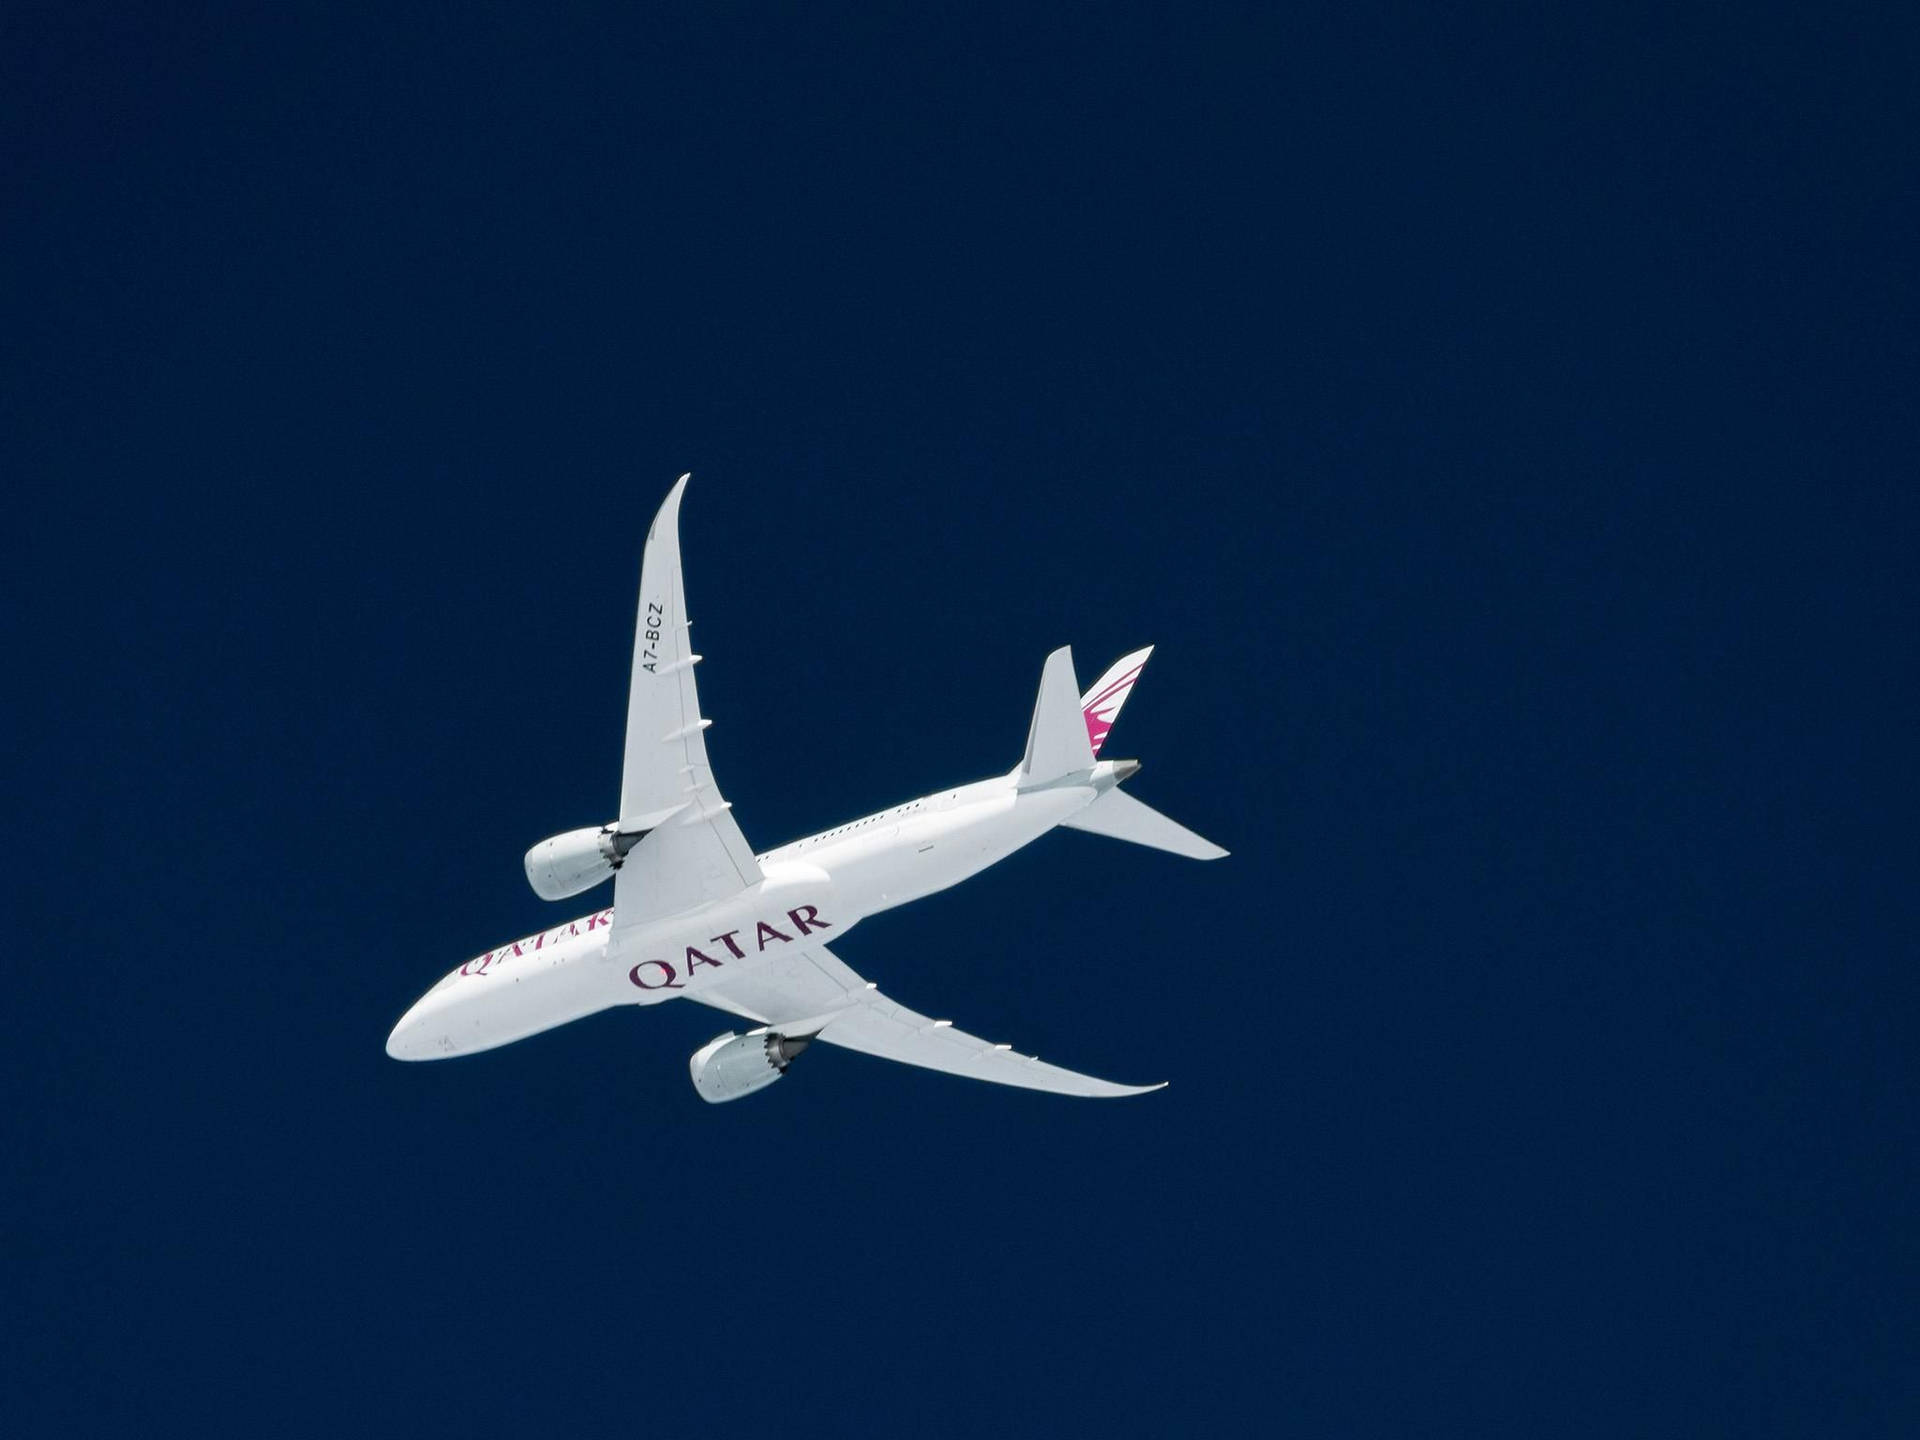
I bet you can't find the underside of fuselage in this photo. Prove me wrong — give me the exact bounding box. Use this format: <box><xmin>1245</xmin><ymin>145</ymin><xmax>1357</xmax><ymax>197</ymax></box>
<box><xmin>385</xmin><ymin>769</ymin><xmax>1105</xmax><ymax>1061</ymax></box>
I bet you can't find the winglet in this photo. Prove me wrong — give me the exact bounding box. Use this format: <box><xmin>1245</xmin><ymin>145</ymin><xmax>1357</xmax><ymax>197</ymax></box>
<box><xmin>649</xmin><ymin>473</ymin><xmax>692</xmax><ymax>542</ymax></box>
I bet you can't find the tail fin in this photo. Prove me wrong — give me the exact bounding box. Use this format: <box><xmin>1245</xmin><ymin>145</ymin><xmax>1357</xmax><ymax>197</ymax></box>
<box><xmin>1062</xmin><ymin>787</ymin><xmax>1229</xmax><ymax>860</ymax></box>
<box><xmin>1079</xmin><ymin>646</ymin><xmax>1153</xmax><ymax>757</ymax></box>
<box><xmin>1019</xmin><ymin>646</ymin><xmax>1097</xmax><ymax>786</ymax></box>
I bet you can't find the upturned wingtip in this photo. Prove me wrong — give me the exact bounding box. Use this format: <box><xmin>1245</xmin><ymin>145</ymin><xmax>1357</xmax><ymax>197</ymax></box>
<box><xmin>650</xmin><ymin>473</ymin><xmax>693</xmax><ymax>539</ymax></box>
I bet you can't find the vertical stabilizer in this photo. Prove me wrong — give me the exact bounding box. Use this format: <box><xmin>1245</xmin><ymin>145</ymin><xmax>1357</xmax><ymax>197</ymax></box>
<box><xmin>1020</xmin><ymin>646</ymin><xmax>1097</xmax><ymax>786</ymax></box>
<box><xmin>1078</xmin><ymin>645</ymin><xmax>1153</xmax><ymax>757</ymax></box>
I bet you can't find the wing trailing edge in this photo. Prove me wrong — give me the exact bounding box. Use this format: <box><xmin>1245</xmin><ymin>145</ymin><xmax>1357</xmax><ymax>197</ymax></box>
<box><xmin>689</xmin><ymin>944</ymin><xmax>1164</xmax><ymax>1098</ymax></box>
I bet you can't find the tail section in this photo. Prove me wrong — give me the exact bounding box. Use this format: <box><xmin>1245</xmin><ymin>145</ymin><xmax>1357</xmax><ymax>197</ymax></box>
<box><xmin>1079</xmin><ymin>646</ymin><xmax>1153</xmax><ymax>757</ymax></box>
<box><xmin>1019</xmin><ymin>646</ymin><xmax>1097</xmax><ymax>786</ymax></box>
<box><xmin>1062</xmin><ymin>786</ymin><xmax>1229</xmax><ymax>860</ymax></box>
<box><xmin>1060</xmin><ymin>644</ymin><xmax>1227</xmax><ymax>859</ymax></box>
<box><xmin>1019</xmin><ymin>643</ymin><xmax>1226</xmax><ymax>857</ymax></box>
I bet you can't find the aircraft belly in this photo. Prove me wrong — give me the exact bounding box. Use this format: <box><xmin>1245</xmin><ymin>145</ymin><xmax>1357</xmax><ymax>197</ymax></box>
<box><xmin>607</xmin><ymin>861</ymin><xmax>861</xmax><ymax>1007</ymax></box>
<box><xmin>389</xmin><ymin>928</ymin><xmax>618</xmax><ymax>1059</ymax></box>
<box><xmin>391</xmin><ymin>789</ymin><xmax>1094</xmax><ymax>1058</ymax></box>
<box><xmin>392</xmin><ymin>871</ymin><xmax>863</xmax><ymax>1058</ymax></box>
<box><xmin>830</xmin><ymin>786</ymin><xmax>1093</xmax><ymax>915</ymax></box>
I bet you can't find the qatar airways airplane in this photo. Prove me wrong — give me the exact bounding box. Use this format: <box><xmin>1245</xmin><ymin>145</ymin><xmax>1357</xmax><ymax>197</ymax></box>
<box><xmin>386</xmin><ymin>476</ymin><xmax>1227</xmax><ymax>1101</ymax></box>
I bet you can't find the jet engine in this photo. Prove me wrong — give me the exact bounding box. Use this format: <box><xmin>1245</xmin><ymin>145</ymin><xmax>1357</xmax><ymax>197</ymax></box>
<box><xmin>524</xmin><ymin>823</ymin><xmax>632</xmax><ymax>901</ymax></box>
<box><xmin>688</xmin><ymin>1030</ymin><xmax>813</xmax><ymax>1104</ymax></box>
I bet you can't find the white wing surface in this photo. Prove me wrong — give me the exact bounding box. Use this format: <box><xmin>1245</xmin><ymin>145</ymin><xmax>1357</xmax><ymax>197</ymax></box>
<box><xmin>612</xmin><ymin>477</ymin><xmax>762</xmax><ymax>934</ymax></box>
<box><xmin>691</xmin><ymin>945</ymin><xmax>1164</xmax><ymax>1098</ymax></box>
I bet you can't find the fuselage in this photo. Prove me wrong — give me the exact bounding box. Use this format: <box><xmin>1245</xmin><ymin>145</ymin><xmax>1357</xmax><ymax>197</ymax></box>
<box><xmin>385</xmin><ymin>761</ymin><xmax>1127</xmax><ymax>1060</ymax></box>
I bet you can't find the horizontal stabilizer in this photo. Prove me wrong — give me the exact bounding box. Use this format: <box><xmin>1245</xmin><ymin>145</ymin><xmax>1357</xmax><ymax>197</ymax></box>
<box><xmin>1061</xmin><ymin>787</ymin><xmax>1228</xmax><ymax>860</ymax></box>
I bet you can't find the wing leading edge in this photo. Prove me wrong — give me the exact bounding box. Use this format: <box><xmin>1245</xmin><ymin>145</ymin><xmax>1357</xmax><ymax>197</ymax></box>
<box><xmin>613</xmin><ymin>476</ymin><xmax>762</xmax><ymax>934</ymax></box>
<box><xmin>690</xmin><ymin>944</ymin><xmax>1164</xmax><ymax>1098</ymax></box>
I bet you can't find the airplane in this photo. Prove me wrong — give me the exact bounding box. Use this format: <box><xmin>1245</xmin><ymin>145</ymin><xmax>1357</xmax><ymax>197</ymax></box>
<box><xmin>385</xmin><ymin>476</ymin><xmax>1227</xmax><ymax>1101</ymax></box>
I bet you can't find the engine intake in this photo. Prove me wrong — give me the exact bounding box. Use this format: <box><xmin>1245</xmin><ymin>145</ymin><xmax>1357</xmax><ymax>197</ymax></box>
<box><xmin>688</xmin><ymin>1029</ymin><xmax>813</xmax><ymax>1104</ymax></box>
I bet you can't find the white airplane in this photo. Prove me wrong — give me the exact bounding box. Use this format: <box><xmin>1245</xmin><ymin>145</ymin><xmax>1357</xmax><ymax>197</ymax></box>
<box><xmin>386</xmin><ymin>476</ymin><xmax>1227</xmax><ymax>1101</ymax></box>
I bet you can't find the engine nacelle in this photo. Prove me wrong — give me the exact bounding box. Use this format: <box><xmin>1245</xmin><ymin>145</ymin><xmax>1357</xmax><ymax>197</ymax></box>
<box><xmin>524</xmin><ymin>824</ymin><xmax>621</xmax><ymax>901</ymax></box>
<box><xmin>688</xmin><ymin>1030</ymin><xmax>813</xmax><ymax>1104</ymax></box>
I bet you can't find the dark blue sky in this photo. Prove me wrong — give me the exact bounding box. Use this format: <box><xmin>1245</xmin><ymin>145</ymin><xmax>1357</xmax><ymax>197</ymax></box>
<box><xmin>6</xmin><ymin>4</ymin><xmax>1915</xmax><ymax>1434</ymax></box>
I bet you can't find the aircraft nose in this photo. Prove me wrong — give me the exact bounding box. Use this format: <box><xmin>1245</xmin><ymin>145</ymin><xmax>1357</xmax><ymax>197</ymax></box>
<box><xmin>385</xmin><ymin>1000</ymin><xmax>443</xmax><ymax>1061</ymax></box>
<box><xmin>385</xmin><ymin>1013</ymin><xmax>422</xmax><ymax>1060</ymax></box>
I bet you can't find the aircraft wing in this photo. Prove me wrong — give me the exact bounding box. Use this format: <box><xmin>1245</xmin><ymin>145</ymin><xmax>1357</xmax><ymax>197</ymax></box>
<box><xmin>612</xmin><ymin>476</ymin><xmax>763</xmax><ymax>935</ymax></box>
<box><xmin>690</xmin><ymin>944</ymin><xmax>1164</xmax><ymax>1098</ymax></box>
